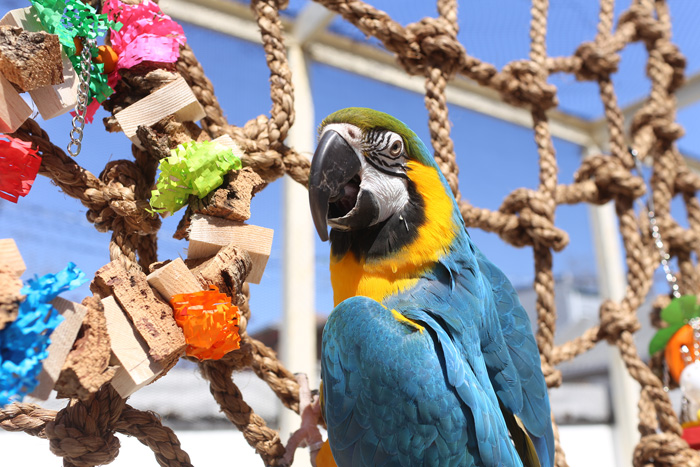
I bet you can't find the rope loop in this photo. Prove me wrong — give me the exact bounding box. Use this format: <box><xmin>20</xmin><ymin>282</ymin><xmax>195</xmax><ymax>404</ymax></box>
<box><xmin>500</xmin><ymin>189</ymin><xmax>568</xmax><ymax>251</ymax></box>
<box><xmin>574</xmin><ymin>41</ymin><xmax>620</xmax><ymax>81</ymax></box>
<box><xmin>493</xmin><ymin>60</ymin><xmax>557</xmax><ymax>110</ymax></box>
<box><xmin>575</xmin><ymin>154</ymin><xmax>646</xmax><ymax>203</ymax></box>
<box><xmin>619</xmin><ymin>5</ymin><xmax>664</xmax><ymax>44</ymax></box>
<box><xmin>597</xmin><ymin>300</ymin><xmax>640</xmax><ymax>344</ymax></box>
<box><xmin>400</xmin><ymin>17</ymin><xmax>466</xmax><ymax>77</ymax></box>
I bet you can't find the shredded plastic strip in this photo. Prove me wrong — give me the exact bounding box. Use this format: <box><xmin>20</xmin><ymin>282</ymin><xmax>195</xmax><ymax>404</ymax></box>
<box><xmin>0</xmin><ymin>136</ymin><xmax>41</xmax><ymax>203</ymax></box>
<box><xmin>30</xmin><ymin>0</ymin><xmax>121</xmax><ymax>110</ymax></box>
<box><xmin>0</xmin><ymin>263</ymin><xmax>86</xmax><ymax>406</ymax></box>
<box><xmin>104</xmin><ymin>0</ymin><xmax>186</xmax><ymax>71</ymax></box>
<box><xmin>150</xmin><ymin>140</ymin><xmax>242</xmax><ymax>215</ymax></box>
<box><xmin>170</xmin><ymin>285</ymin><xmax>241</xmax><ymax>360</ymax></box>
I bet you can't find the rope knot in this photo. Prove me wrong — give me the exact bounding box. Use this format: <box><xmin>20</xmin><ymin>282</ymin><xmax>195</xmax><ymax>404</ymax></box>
<box><xmin>493</xmin><ymin>60</ymin><xmax>558</xmax><ymax>110</ymax></box>
<box><xmin>499</xmin><ymin>189</ymin><xmax>569</xmax><ymax>251</ymax></box>
<box><xmin>575</xmin><ymin>154</ymin><xmax>646</xmax><ymax>203</ymax></box>
<box><xmin>400</xmin><ymin>17</ymin><xmax>466</xmax><ymax>77</ymax></box>
<box><xmin>634</xmin><ymin>433</ymin><xmax>700</xmax><ymax>467</ymax></box>
<box><xmin>656</xmin><ymin>42</ymin><xmax>687</xmax><ymax>93</ymax></box>
<box><xmin>598</xmin><ymin>300</ymin><xmax>640</xmax><ymax>344</ymax></box>
<box><xmin>574</xmin><ymin>41</ymin><xmax>620</xmax><ymax>81</ymax></box>
<box><xmin>619</xmin><ymin>5</ymin><xmax>664</xmax><ymax>43</ymax></box>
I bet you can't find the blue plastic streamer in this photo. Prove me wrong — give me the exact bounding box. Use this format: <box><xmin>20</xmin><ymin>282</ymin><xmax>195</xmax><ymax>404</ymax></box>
<box><xmin>0</xmin><ymin>263</ymin><xmax>86</xmax><ymax>406</ymax></box>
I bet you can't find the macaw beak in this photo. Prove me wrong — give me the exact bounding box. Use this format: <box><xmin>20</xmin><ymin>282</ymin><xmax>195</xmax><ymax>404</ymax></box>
<box><xmin>308</xmin><ymin>130</ymin><xmax>362</xmax><ymax>241</ymax></box>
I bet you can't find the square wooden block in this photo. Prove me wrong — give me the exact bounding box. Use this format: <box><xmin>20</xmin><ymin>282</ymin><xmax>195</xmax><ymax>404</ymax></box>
<box><xmin>188</xmin><ymin>214</ymin><xmax>273</xmax><ymax>284</ymax></box>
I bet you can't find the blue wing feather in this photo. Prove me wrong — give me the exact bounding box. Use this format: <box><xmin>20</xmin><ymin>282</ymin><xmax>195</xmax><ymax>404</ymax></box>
<box><xmin>322</xmin><ymin>296</ymin><xmax>476</xmax><ymax>466</ymax></box>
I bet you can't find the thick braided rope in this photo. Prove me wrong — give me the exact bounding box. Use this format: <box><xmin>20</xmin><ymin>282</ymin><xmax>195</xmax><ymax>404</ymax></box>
<box><xmin>114</xmin><ymin>406</ymin><xmax>193</xmax><ymax>467</ymax></box>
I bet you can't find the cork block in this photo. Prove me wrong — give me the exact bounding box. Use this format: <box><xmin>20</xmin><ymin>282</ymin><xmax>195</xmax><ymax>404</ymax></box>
<box><xmin>147</xmin><ymin>257</ymin><xmax>203</xmax><ymax>302</ymax></box>
<box><xmin>0</xmin><ymin>26</ymin><xmax>63</xmax><ymax>91</ymax></box>
<box><xmin>102</xmin><ymin>296</ymin><xmax>163</xmax><ymax>398</ymax></box>
<box><xmin>92</xmin><ymin>261</ymin><xmax>186</xmax><ymax>370</ymax></box>
<box><xmin>30</xmin><ymin>297</ymin><xmax>88</xmax><ymax>400</ymax></box>
<box><xmin>114</xmin><ymin>76</ymin><xmax>206</xmax><ymax>145</ymax></box>
<box><xmin>188</xmin><ymin>214</ymin><xmax>273</xmax><ymax>284</ymax></box>
<box><xmin>54</xmin><ymin>296</ymin><xmax>116</xmax><ymax>401</ymax></box>
<box><xmin>0</xmin><ymin>7</ymin><xmax>78</xmax><ymax>119</ymax></box>
<box><xmin>0</xmin><ymin>238</ymin><xmax>26</xmax><ymax>277</ymax></box>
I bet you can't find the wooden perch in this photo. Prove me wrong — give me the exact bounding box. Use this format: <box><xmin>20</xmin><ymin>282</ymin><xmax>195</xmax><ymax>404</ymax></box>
<box><xmin>0</xmin><ymin>6</ymin><xmax>78</xmax><ymax>119</ymax></box>
<box><xmin>0</xmin><ymin>239</ymin><xmax>25</xmax><ymax>331</ymax></box>
<box><xmin>114</xmin><ymin>75</ymin><xmax>206</xmax><ymax>145</ymax></box>
<box><xmin>30</xmin><ymin>297</ymin><xmax>87</xmax><ymax>400</ymax></box>
<box><xmin>92</xmin><ymin>261</ymin><xmax>186</xmax><ymax>371</ymax></box>
<box><xmin>0</xmin><ymin>72</ymin><xmax>31</xmax><ymax>132</ymax></box>
<box><xmin>188</xmin><ymin>214</ymin><xmax>273</xmax><ymax>284</ymax></box>
<box><xmin>0</xmin><ymin>238</ymin><xmax>26</xmax><ymax>276</ymax></box>
<box><xmin>55</xmin><ymin>296</ymin><xmax>116</xmax><ymax>401</ymax></box>
<box><xmin>147</xmin><ymin>257</ymin><xmax>203</xmax><ymax>301</ymax></box>
<box><xmin>0</xmin><ymin>25</ymin><xmax>62</xmax><ymax>92</ymax></box>
<box><xmin>101</xmin><ymin>295</ymin><xmax>165</xmax><ymax>398</ymax></box>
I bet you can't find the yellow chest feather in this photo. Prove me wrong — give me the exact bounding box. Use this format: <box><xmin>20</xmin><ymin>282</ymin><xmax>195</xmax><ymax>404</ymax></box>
<box><xmin>329</xmin><ymin>162</ymin><xmax>457</xmax><ymax>306</ymax></box>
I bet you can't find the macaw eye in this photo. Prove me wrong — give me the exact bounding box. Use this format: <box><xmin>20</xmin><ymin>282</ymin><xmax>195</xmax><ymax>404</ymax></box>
<box><xmin>389</xmin><ymin>140</ymin><xmax>403</xmax><ymax>157</ymax></box>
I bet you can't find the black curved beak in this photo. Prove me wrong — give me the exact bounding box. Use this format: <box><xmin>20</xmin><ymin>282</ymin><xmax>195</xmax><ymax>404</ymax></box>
<box><xmin>308</xmin><ymin>130</ymin><xmax>361</xmax><ymax>241</ymax></box>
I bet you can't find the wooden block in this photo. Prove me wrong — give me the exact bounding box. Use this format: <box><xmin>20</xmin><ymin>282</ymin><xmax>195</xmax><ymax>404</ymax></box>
<box><xmin>0</xmin><ymin>26</ymin><xmax>63</xmax><ymax>91</ymax></box>
<box><xmin>114</xmin><ymin>76</ymin><xmax>206</xmax><ymax>145</ymax></box>
<box><xmin>102</xmin><ymin>296</ymin><xmax>163</xmax><ymax>398</ymax></box>
<box><xmin>188</xmin><ymin>214</ymin><xmax>273</xmax><ymax>284</ymax></box>
<box><xmin>212</xmin><ymin>134</ymin><xmax>245</xmax><ymax>158</ymax></box>
<box><xmin>0</xmin><ymin>238</ymin><xmax>25</xmax><ymax>277</ymax></box>
<box><xmin>147</xmin><ymin>257</ymin><xmax>203</xmax><ymax>302</ymax></box>
<box><xmin>91</xmin><ymin>261</ymin><xmax>186</xmax><ymax>369</ymax></box>
<box><xmin>0</xmin><ymin>7</ymin><xmax>78</xmax><ymax>119</ymax></box>
<box><xmin>0</xmin><ymin>73</ymin><xmax>31</xmax><ymax>132</ymax></box>
<box><xmin>30</xmin><ymin>297</ymin><xmax>88</xmax><ymax>400</ymax></box>
<box><xmin>54</xmin><ymin>296</ymin><xmax>116</xmax><ymax>401</ymax></box>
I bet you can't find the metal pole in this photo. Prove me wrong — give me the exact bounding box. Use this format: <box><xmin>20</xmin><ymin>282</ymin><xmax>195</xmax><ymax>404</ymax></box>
<box><xmin>279</xmin><ymin>41</ymin><xmax>317</xmax><ymax>464</ymax></box>
<box><xmin>586</xmin><ymin>145</ymin><xmax>640</xmax><ymax>467</ymax></box>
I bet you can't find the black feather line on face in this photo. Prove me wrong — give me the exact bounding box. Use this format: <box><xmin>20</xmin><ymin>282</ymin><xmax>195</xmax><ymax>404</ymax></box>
<box><xmin>330</xmin><ymin>178</ymin><xmax>424</xmax><ymax>261</ymax></box>
<box><xmin>362</xmin><ymin>129</ymin><xmax>408</xmax><ymax>178</ymax></box>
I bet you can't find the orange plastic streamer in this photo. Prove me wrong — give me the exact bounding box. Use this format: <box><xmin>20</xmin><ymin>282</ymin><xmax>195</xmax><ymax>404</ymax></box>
<box><xmin>170</xmin><ymin>285</ymin><xmax>240</xmax><ymax>360</ymax></box>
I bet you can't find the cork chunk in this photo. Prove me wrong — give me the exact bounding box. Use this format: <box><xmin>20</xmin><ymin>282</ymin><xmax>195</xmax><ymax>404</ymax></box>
<box><xmin>30</xmin><ymin>297</ymin><xmax>88</xmax><ymax>400</ymax></box>
<box><xmin>0</xmin><ymin>7</ymin><xmax>78</xmax><ymax>119</ymax></box>
<box><xmin>102</xmin><ymin>296</ymin><xmax>164</xmax><ymax>398</ymax></box>
<box><xmin>114</xmin><ymin>75</ymin><xmax>206</xmax><ymax>145</ymax></box>
<box><xmin>189</xmin><ymin>243</ymin><xmax>252</xmax><ymax>297</ymax></box>
<box><xmin>146</xmin><ymin>257</ymin><xmax>203</xmax><ymax>302</ymax></box>
<box><xmin>188</xmin><ymin>214</ymin><xmax>273</xmax><ymax>284</ymax></box>
<box><xmin>0</xmin><ymin>26</ymin><xmax>63</xmax><ymax>91</ymax></box>
<box><xmin>91</xmin><ymin>260</ymin><xmax>186</xmax><ymax>369</ymax></box>
<box><xmin>55</xmin><ymin>296</ymin><xmax>117</xmax><ymax>401</ymax></box>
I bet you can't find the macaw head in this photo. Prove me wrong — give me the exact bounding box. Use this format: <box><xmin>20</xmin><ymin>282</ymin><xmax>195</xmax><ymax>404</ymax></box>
<box><xmin>309</xmin><ymin>107</ymin><xmax>461</xmax><ymax>262</ymax></box>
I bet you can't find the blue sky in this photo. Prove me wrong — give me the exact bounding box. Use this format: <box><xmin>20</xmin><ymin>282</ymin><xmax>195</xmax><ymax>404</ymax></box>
<box><xmin>1</xmin><ymin>4</ymin><xmax>698</xmax><ymax>333</ymax></box>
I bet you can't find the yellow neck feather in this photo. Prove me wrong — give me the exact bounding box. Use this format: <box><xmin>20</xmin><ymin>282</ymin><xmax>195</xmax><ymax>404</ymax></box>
<box><xmin>330</xmin><ymin>161</ymin><xmax>457</xmax><ymax>306</ymax></box>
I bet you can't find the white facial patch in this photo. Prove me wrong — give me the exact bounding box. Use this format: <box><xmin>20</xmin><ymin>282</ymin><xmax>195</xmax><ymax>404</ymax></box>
<box><xmin>358</xmin><ymin>158</ymin><xmax>409</xmax><ymax>223</ymax></box>
<box><xmin>320</xmin><ymin>123</ymin><xmax>410</xmax><ymax>225</ymax></box>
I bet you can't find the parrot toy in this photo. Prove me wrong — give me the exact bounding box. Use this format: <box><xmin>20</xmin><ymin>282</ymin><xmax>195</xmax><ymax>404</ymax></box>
<box><xmin>308</xmin><ymin>108</ymin><xmax>555</xmax><ymax>467</ymax></box>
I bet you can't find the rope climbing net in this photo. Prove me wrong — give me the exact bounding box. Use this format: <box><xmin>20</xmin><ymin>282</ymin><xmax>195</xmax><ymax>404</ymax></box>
<box><xmin>1</xmin><ymin>0</ymin><xmax>699</xmax><ymax>466</ymax></box>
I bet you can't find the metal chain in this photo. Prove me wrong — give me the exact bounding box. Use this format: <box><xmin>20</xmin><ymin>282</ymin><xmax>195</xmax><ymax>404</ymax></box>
<box><xmin>67</xmin><ymin>37</ymin><xmax>96</xmax><ymax>157</ymax></box>
<box><xmin>630</xmin><ymin>147</ymin><xmax>681</xmax><ymax>299</ymax></box>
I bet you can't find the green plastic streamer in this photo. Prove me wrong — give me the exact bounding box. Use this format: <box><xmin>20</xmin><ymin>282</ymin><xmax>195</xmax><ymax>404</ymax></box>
<box><xmin>150</xmin><ymin>141</ymin><xmax>243</xmax><ymax>215</ymax></box>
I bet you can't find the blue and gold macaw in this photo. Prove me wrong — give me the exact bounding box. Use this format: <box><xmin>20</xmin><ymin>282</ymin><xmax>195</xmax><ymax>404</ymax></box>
<box><xmin>308</xmin><ymin>108</ymin><xmax>555</xmax><ymax>467</ymax></box>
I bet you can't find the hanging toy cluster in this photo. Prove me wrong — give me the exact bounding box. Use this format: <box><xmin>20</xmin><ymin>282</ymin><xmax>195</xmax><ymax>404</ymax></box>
<box><xmin>0</xmin><ymin>0</ymin><xmax>274</xmax><ymax>407</ymax></box>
